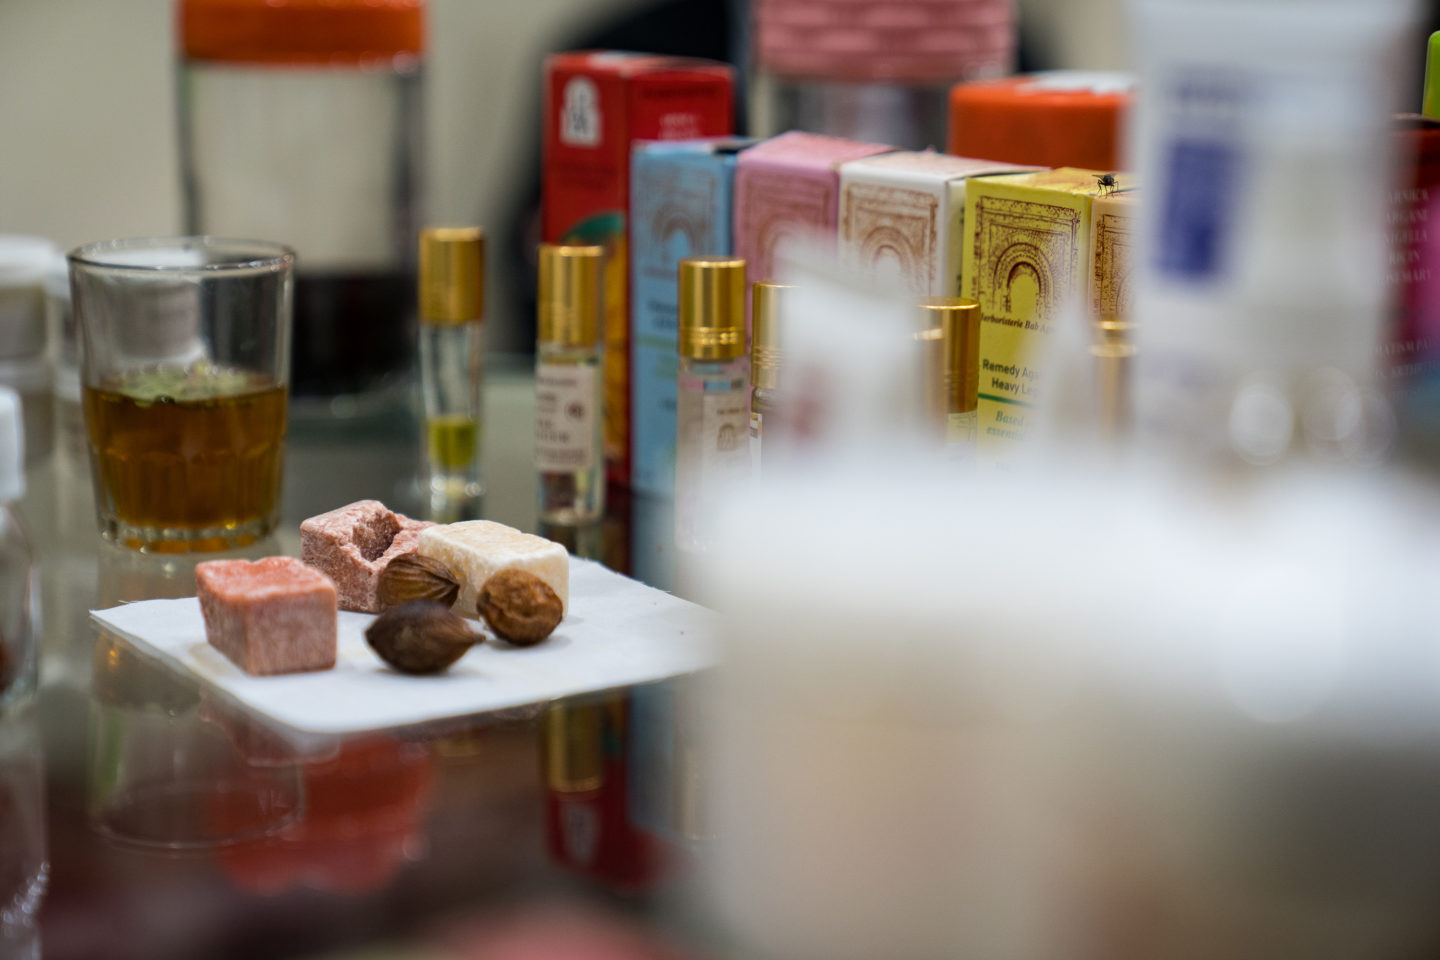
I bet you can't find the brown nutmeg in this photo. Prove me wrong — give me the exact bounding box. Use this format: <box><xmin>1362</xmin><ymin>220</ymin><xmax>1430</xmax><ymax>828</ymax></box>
<box><xmin>476</xmin><ymin>570</ymin><xmax>564</xmax><ymax>647</ymax></box>
<box><xmin>377</xmin><ymin>553</ymin><xmax>461</xmax><ymax>611</ymax></box>
<box><xmin>365</xmin><ymin>601</ymin><xmax>479</xmax><ymax>674</ymax></box>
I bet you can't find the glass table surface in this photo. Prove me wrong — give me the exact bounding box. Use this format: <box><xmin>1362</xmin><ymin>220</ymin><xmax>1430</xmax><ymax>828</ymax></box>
<box><xmin>10</xmin><ymin>359</ymin><xmax>704</xmax><ymax>960</ymax></box>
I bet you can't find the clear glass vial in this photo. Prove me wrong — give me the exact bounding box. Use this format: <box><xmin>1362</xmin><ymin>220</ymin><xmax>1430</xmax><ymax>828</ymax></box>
<box><xmin>536</xmin><ymin>244</ymin><xmax>606</xmax><ymax>525</ymax></box>
<box><xmin>418</xmin><ymin>228</ymin><xmax>485</xmax><ymax>522</ymax></box>
<box><xmin>675</xmin><ymin>257</ymin><xmax>750</xmax><ymax>552</ymax></box>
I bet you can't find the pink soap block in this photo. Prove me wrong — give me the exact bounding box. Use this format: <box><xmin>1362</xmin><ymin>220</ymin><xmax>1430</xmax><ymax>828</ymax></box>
<box><xmin>299</xmin><ymin>500</ymin><xmax>434</xmax><ymax>613</ymax></box>
<box><xmin>196</xmin><ymin>557</ymin><xmax>338</xmax><ymax>676</ymax></box>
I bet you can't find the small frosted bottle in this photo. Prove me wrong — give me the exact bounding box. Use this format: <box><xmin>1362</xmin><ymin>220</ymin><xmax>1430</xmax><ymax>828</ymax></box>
<box><xmin>675</xmin><ymin>257</ymin><xmax>750</xmax><ymax>552</ymax></box>
<box><xmin>536</xmin><ymin>244</ymin><xmax>605</xmax><ymax>524</ymax></box>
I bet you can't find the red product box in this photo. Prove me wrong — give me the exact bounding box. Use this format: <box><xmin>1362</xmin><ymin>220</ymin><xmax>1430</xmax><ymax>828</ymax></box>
<box><xmin>543</xmin><ymin>52</ymin><xmax>735</xmax><ymax>488</ymax></box>
<box><xmin>1390</xmin><ymin>115</ymin><xmax>1440</xmax><ymax>380</ymax></box>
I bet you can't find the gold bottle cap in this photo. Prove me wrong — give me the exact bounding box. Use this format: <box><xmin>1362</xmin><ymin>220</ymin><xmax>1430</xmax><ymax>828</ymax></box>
<box><xmin>538</xmin><ymin>243</ymin><xmax>603</xmax><ymax>347</ymax></box>
<box><xmin>679</xmin><ymin>257</ymin><xmax>746</xmax><ymax>361</ymax></box>
<box><xmin>751</xmin><ymin>280</ymin><xmax>792</xmax><ymax>390</ymax></box>
<box><xmin>919</xmin><ymin>297</ymin><xmax>980</xmax><ymax>414</ymax></box>
<box><xmin>419</xmin><ymin>226</ymin><xmax>485</xmax><ymax>324</ymax></box>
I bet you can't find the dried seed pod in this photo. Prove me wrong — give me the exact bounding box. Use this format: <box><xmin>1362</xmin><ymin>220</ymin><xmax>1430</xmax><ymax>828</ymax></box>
<box><xmin>476</xmin><ymin>570</ymin><xmax>564</xmax><ymax>647</ymax></box>
<box><xmin>377</xmin><ymin>553</ymin><xmax>461</xmax><ymax>611</ymax></box>
<box><xmin>365</xmin><ymin>601</ymin><xmax>479</xmax><ymax>674</ymax></box>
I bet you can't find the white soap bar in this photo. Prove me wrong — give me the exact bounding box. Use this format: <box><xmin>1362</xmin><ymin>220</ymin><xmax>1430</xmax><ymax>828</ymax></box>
<box><xmin>417</xmin><ymin>520</ymin><xmax>570</xmax><ymax>615</ymax></box>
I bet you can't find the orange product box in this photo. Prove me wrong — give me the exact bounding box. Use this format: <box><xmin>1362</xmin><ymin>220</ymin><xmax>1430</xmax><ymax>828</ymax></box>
<box><xmin>543</xmin><ymin>52</ymin><xmax>735</xmax><ymax>488</ymax></box>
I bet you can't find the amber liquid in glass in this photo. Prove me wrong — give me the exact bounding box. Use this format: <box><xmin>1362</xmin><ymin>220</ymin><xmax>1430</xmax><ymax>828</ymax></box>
<box><xmin>84</xmin><ymin>367</ymin><xmax>287</xmax><ymax>551</ymax></box>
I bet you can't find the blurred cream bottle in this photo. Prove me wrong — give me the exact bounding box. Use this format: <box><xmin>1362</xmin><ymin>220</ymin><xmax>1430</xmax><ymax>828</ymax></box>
<box><xmin>698</xmin><ymin>3</ymin><xmax>1440</xmax><ymax>957</ymax></box>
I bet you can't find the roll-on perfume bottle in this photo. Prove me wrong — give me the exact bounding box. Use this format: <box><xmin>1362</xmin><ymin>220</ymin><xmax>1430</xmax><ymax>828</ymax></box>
<box><xmin>419</xmin><ymin>227</ymin><xmax>486</xmax><ymax>523</ymax></box>
<box><xmin>536</xmin><ymin>244</ymin><xmax>605</xmax><ymax>525</ymax></box>
<box><xmin>919</xmin><ymin>297</ymin><xmax>980</xmax><ymax>447</ymax></box>
<box><xmin>749</xmin><ymin>281</ymin><xmax>792</xmax><ymax>474</ymax></box>
<box><xmin>675</xmin><ymin>257</ymin><xmax>749</xmax><ymax>552</ymax></box>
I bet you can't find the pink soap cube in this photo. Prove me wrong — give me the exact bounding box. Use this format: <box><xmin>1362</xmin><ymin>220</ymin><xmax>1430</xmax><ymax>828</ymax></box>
<box><xmin>299</xmin><ymin>500</ymin><xmax>434</xmax><ymax>613</ymax></box>
<box><xmin>196</xmin><ymin>557</ymin><xmax>338</xmax><ymax>676</ymax></box>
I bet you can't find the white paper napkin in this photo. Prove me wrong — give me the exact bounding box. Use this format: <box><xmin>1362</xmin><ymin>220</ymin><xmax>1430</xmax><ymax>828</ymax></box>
<box><xmin>91</xmin><ymin>557</ymin><xmax>718</xmax><ymax>734</ymax></box>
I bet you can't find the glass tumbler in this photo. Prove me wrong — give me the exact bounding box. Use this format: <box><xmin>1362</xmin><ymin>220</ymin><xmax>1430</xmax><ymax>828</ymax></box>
<box><xmin>70</xmin><ymin>237</ymin><xmax>293</xmax><ymax>553</ymax></box>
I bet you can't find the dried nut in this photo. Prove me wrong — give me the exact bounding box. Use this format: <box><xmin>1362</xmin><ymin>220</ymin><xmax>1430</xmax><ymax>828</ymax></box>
<box><xmin>476</xmin><ymin>570</ymin><xmax>564</xmax><ymax>647</ymax></box>
<box><xmin>377</xmin><ymin>553</ymin><xmax>461</xmax><ymax>611</ymax></box>
<box><xmin>365</xmin><ymin>601</ymin><xmax>479</xmax><ymax>674</ymax></box>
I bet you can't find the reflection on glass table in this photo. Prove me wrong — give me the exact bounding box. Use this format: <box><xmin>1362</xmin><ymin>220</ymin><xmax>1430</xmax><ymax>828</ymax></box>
<box><xmin>87</xmin><ymin>631</ymin><xmax>306</xmax><ymax>850</ymax></box>
<box><xmin>18</xmin><ymin>359</ymin><xmax>708</xmax><ymax>960</ymax></box>
<box><xmin>0</xmin><ymin>696</ymin><xmax>46</xmax><ymax>960</ymax></box>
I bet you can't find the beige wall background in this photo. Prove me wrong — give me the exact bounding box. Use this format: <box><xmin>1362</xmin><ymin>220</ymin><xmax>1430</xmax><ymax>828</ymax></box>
<box><xmin>0</xmin><ymin>0</ymin><xmax>657</xmax><ymax>244</ymax></box>
<box><xmin>0</xmin><ymin>0</ymin><xmax>1124</xmax><ymax>338</ymax></box>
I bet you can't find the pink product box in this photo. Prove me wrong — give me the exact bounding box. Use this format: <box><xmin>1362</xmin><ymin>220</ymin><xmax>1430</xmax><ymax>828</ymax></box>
<box><xmin>734</xmin><ymin>131</ymin><xmax>895</xmax><ymax>321</ymax></box>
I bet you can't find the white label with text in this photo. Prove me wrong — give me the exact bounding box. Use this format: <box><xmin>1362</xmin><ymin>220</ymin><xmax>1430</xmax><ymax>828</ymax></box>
<box><xmin>536</xmin><ymin>363</ymin><xmax>598</xmax><ymax>471</ymax></box>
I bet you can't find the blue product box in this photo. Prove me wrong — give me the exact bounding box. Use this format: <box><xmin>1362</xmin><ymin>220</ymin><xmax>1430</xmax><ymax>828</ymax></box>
<box><xmin>629</xmin><ymin>138</ymin><xmax>752</xmax><ymax>498</ymax></box>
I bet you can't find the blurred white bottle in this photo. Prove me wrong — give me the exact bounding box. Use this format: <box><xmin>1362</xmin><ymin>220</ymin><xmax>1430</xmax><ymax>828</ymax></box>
<box><xmin>700</xmin><ymin>3</ymin><xmax>1439</xmax><ymax>950</ymax></box>
<box><xmin>1129</xmin><ymin>0</ymin><xmax>1417</xmax><ymax>466</ymax></box>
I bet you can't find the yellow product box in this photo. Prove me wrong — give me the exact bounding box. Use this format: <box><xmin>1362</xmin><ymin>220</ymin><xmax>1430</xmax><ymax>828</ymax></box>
<box><xmin>837</xmin><ymin>151</ymin><xmax>1037</xmax><ymax>297</ymax></box>
<box><xmin>961</xmin><ymin>168</ymin><xmax>1133</xmax><ymax>451</ymax></box>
